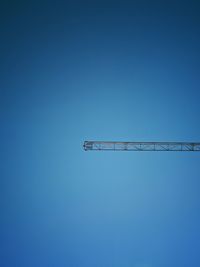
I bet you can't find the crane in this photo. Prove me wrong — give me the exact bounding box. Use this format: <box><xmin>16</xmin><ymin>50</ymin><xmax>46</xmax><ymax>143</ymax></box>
<box><xmin>83</xmin><ymin>141</ymin><xmax>200</xmax><ymax>152</ymax></box>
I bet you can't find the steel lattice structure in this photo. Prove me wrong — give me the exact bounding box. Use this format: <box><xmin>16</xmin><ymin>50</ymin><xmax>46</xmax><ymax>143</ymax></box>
<box><xmin>83</xmin><ymin>141</ymin><xmax>200</xmax><ymax>152</ymax></box>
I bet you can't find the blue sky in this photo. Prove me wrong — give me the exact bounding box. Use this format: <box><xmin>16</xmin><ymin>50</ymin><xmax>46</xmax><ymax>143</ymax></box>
<box><xmin>1</xmin><ymin>1</ymin><xmax>200</xmax><ymax>266</ymax></box>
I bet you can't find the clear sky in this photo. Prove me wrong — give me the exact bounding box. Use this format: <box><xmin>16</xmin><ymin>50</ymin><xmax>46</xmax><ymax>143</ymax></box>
<box><xmin>1</xmin><ymin>1</ymin><xmax>200</xmax><ymax>266</ymax></box>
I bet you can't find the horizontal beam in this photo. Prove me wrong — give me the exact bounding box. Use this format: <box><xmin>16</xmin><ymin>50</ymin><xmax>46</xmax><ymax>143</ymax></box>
<box><xmin>83</xmin><ymin>141</ymin><xmax>200</xmax><ymax>152</ymax></box>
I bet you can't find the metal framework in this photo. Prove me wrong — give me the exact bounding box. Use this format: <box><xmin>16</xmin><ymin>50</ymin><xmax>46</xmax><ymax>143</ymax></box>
<box><xmin>83</xmin><ymin>141</ymin><xmax>200</xmax><ymax>152</ymax></box>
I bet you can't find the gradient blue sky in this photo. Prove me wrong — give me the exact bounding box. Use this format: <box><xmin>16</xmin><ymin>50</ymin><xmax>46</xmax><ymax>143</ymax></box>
<box><xmin>1</xmin><ymin>1</ymin><xmax>200</xmax><ymax>266</ymax></box>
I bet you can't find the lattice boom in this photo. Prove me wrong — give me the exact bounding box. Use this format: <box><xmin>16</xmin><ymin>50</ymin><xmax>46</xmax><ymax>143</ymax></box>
<box><xmin>83</xmin><ymin>141</ymin><xmax>200</xmax><ymax>152</ymax></box>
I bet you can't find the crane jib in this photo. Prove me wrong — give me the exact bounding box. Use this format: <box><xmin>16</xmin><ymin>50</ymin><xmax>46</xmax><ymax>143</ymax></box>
<box><xmin>83</xmin><ymin>141</ymin><xmax>200</xmax><ymax>152</ymax></box>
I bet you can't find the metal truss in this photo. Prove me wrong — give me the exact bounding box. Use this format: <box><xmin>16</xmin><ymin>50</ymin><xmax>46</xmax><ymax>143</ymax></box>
<box><xmin>83</xmin><ymin>141</ymin><xmax>200</xmax><ymax>152</ymax></box>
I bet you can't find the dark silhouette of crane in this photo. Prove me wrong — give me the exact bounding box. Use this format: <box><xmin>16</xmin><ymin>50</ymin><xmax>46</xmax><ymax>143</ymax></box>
<box><xmin>83</xmin><ymin>141</ymin><xmax>200</xmax><ymax>152</ymax></box>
